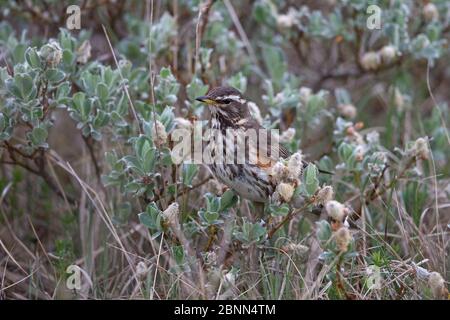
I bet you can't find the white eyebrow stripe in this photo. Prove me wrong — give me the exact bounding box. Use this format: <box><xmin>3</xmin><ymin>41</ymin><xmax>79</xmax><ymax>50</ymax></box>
<box><xmin>216</xmin><ymin>95</ymin><xmax>246</xmax><ymax>104</ymax></box>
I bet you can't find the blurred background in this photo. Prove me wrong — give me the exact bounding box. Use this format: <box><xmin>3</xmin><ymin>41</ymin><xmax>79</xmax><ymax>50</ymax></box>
<box><xmin>0</xmin><ymin>0</ymin><xmax>448</xmax><ymax>299</ymax></box>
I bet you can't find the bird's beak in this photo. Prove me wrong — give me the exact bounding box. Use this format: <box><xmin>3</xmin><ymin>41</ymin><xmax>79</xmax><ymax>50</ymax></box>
<box><xmin>195</xmin><ymin>96</ymin><xmax>215</xmax><ymax>105</ymax></box>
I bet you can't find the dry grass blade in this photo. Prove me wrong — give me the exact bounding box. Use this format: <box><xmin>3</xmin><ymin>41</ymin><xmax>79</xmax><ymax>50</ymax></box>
<box><xmin>102</xmin><ymin>24</ymin><xmax>142</xmax><ymax>134</ymax></box>
<box><xmin>46</xmin><ymin>151</ymin><xmax>144</xmax><ymax>297</ymax></box>
<box><xmin>1</xmin><ymin>1</ymin><xmax>449</xmax><ymax>301</ymax></box>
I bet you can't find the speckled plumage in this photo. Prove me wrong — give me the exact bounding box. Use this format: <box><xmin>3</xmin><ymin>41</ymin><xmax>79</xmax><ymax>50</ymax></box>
<box><xmin>198</xmin><ymin>86</ymin><xmax>291</xmax><ymax>203</ymax></box>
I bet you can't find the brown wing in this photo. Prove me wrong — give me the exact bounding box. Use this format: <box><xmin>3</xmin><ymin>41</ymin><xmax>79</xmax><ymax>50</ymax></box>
<box><xmin>239</xmin><ymin>119</ymin><xmax>291</xmax><ymax>169</ymax></box>
<box><xmin>278</xmin><ymin>139</ymin><xmax>291</xmax><ymax>159</ymax></box>
<box><xmin>241</xmin><ymin>118</ymin><xmax>333</xmax><ymax>175</ymax></box>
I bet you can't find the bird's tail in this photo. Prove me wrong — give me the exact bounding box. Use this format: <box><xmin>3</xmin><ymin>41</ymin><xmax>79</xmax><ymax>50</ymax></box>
<box><xmin>318</xmin><ymin>168</ymin><xmax>334</xmax><ymax>175</ymax></box>
<box><xmin>302</xmin><ymin>160</ymin><xmax>334</xmax><ymax>175</ymax></box>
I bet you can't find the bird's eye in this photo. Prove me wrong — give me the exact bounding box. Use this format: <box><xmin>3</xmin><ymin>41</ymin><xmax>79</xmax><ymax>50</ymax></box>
<box><xmin>221</xmin><ymin>99</ymin><xmax>232</xmax><ymax>104</ymax></box>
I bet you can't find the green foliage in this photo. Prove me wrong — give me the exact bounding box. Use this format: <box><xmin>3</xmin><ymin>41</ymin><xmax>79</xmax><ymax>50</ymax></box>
<box><xmin>304</xmin><ymin>163</ymin><xmax>319</xmax><ymax>196</ymax></box>
<box><xmin>0</xmin><ymin>0</ymin><xmax>448</xmax><ymax>300</ymax></box>
<box><xmin>182</xmin><ymin>163</ymin><xmax>198</xmax><ymax>187</ymax></box>
<box><xmin>139</xmin><ymin>202</ymin><xmax>163</xmax><ymax>238</ymax></box>
<box><xmin>233</xmin><ymin>218</ymin><xmax>267</xmax><ymax>246</ymax></box>
<box><xmin>198</xmin><ymin>191</ymin><xmax>237</xmax><ymax>227</ymax></box>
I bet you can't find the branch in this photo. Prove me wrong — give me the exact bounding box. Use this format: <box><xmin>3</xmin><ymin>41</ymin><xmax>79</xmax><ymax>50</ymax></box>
<box><xmin>268</xmin><ymin>197</ymin><xmax>315</xmax><ymax>239</ymax></box>
<box><xmin>194</xmin><ymin>0</ymin><xmax>215</xmax><ymax>80</ymax></box>
<box><xmin>82</xmin><ymin>135</ymin><xmax>102</xmax><ymax>182</ymax></box>
<box><xmin>349</xmin><ymin>157</ymin><xmax>415</xmax><ymax>223</ymax></box>
<box><xmin>1</xmin><ymin>143</ymin><xmax>77</xmax><ymax>206</ymax></box>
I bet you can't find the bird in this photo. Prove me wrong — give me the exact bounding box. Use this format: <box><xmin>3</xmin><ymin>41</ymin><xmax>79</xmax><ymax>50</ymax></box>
<box><xmin>196</xmin><ymin>86</ymin><xmax>331</xmax><ymax>204</ymax></box>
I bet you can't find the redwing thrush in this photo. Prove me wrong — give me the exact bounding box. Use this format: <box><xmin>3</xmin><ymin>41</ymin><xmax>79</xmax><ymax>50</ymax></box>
<box><xmin>196</xmin><ymin>86</ymin><xmax>330</xmax><ymax>203</ymax></box>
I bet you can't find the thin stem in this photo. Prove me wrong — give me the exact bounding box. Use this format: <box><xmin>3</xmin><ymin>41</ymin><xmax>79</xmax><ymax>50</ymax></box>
<box><xmin>102</xmin><ymin>24</ymin><xmax>143</xmax><ymax>134</ymax></box>
<box><xmin>82</xmin><ymin>135</ymin><xmax>102</xmax><ymax>183</ymax></box>
<box><xmin>268</xmin><ymin>197</ymin><xmax>315</xmax><ymax>239</ymax></box>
